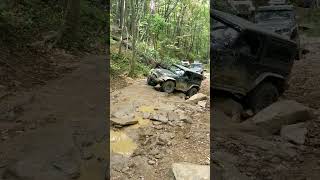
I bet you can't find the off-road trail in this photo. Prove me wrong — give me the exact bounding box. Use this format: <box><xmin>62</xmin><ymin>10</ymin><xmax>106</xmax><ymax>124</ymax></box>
<box><xmin>0</xmin><ymin>55</ymin><xmax>107</xmax><ymax>180</ymax></box>
<box><xmin>110</xmin><ymin>73</ymin><xmax>210</xmax><ymax>179</ymax></box>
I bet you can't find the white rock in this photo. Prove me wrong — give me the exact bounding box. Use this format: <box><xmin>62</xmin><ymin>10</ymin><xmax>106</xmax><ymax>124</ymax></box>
<box><xmin>172</xmin><ymin>162</ymin><xmax>210</xmax><ymax>180</ymax></box>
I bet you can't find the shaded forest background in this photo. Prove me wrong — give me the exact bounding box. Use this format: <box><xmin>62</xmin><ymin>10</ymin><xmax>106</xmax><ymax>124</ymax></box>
<box><xmin>0</xmin><ymin>0</ymin><xmax>106</xmax><ymax>91</ymax></box>
<box><xmin>110</xmin><ymin>0</ymin><xmax>209</xmax><ymax>78</ymax></box>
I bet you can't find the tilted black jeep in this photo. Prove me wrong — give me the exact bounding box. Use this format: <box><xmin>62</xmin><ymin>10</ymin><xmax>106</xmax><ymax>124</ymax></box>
<box><xmin>147</xmin><ymin>64</ymin><xmax>205</xmax><ymax>97</ymax></box>
<box><xmin>211</xmin><ymin>9</ymin><xmax>298</xmax><ymax>113</ymax></box>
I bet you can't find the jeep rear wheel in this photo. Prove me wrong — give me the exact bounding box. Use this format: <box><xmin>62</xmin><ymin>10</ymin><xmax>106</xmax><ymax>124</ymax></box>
<box><xmin>187</xmin><ymin>87</ymin><xmax>198</xmax><ymax>97</ymax></box>
<box><xmin>161</xmin><ymin>80</ymin><xmax>175</xmax><ymax>93</ymax></box>
<box><xmin>248</xmin><ymin>82</ymin><xmax>279</xmax><ymax>113</ymax></box>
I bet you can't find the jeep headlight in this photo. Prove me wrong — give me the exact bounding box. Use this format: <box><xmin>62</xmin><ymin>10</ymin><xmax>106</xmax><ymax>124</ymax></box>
<box><xmin>276</xmin><ymin>28</ymin><xmax>291</xmax><ymax>34</ymax></box>
<box><xmin>149</xmin><ymin>69</ymin><xmax>154</xmax><ymax>75</ymax></box>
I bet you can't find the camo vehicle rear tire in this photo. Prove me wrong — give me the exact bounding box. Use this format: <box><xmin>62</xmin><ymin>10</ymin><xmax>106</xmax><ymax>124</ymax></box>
<box><xmin>187</xmin><ymin>87</ymin><xmax>198</xmax><ymax>97</ymax></box>
<box><xmin>161</xmin><ymin>80</ymin><xmax>175</xmax><ymax>93</ymax></box>
<box><xmin>248</xmin><ymin>82</ymin><xmax>279</xmax><ymax>113</ymax></box>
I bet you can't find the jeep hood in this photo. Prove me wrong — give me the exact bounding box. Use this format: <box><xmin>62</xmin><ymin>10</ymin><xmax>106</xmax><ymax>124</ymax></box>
<box><xmin>256</xmin><ymin>20</ymin><xmax>295</xmax><ymax>32</ymax></box>
<box><xmin>154</xmin><ymin>68</ymin><xmax>179</xmax><ymax>78</ymax></box>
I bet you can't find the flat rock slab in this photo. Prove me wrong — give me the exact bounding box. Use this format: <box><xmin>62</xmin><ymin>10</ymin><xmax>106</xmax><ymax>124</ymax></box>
<box><xmin>252</xmin><ymin>100</ymin><xmax>312</xmax><ymax>134</ymax></box>
<box><xmin>281</xmin><ymin>122</ymin><xmax>308</xmax><ymax>145</ymax></box>
<box><xmin>172</xmin><ymin>162</ymin><xmax>209</xmax><ymax>180</ymax></box>
<box><xmin>111</xmin><ymin>117</ymin><xmax>138</xmax><ymax>126</ymax></box>
<box><xmin>186</xmin><ymin>93</ymin><xmax>207</xmax><ymax>104</ymax></box>
<box><xmin>198</xmin><ymin>100</ymin><xmax>207</xmax><ymax>108</ymax></box>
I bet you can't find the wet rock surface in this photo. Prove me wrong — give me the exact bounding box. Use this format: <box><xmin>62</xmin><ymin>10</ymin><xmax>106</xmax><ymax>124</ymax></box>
<box><xmin>110</xmin><ymin>74</ymin><xmax>210</xmax><ymax>179</ymax></box>
<box><xmin>0</xmin><ymin>55</ymin><xmax>107</xmax><ymax>180</ymax></box>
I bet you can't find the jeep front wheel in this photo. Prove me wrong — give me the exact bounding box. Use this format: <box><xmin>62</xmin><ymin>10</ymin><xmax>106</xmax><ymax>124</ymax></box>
<box><xmin>248</xmin><ymin>82</ymin><xmax>279</xmax><ymax>113</ymax></box>
<box><xmin>187</xmin><ymin>87</ymin><xmax>198</xmax><ymax>97</ymax></box>
<box><xmin>161</xmin><ymin>80</ymin><xmax>175</xmax><ymax>93</ymax></box>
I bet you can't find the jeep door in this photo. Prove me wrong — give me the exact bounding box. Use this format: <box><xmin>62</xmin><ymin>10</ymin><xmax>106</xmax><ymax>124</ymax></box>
<box><xmin>260</xmin><ymin>37</ymin><xmax>296</xmax><ymax>79</ymax></box>
<box><xmin>211</xmin><ymin>19</ymin><xmax>257</xmax><ymax>95</ymax></box>
<box><xmin>175</xmin><ymin>71</ymin><xmax>189</xmax><ymax>91</ymax></box>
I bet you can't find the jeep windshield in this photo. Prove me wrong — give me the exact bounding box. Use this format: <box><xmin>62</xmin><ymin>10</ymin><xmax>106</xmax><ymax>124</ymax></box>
<box><xmin>255</xmin><ymin>10</ymin><xmax>294</xmax><ymax>22</ymax></box>
<box><xmin>168</xmin><ymin>65</ymin><xmax>184</xmax><ymax>76</ymax></box>
<box><xmin>212</xmin><ymin>19</ymin><xmax>240</xmax><ymax>49</ymax></box>
<box><xmin>190</xmin><ymin>63</ymin><xmax>202</xmax><ymax>68</ymax></box>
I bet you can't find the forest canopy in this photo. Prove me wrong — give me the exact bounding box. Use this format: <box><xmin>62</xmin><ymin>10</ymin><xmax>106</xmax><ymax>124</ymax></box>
<box><xmin>111</xmin><ymin>0</ymin><xmax>209</xmax><ymax>77</ymax></box>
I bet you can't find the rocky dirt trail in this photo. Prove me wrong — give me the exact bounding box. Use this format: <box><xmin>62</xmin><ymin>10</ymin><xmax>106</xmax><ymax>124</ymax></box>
<box><xmin>110</xmin><ymin>73</ymin><xmax>210</xmax><ymax>180</ymax></box>
<box><xmin>0</xmin><ymin>55</ymin><xmax>107</xmax><ymax>180</ymax></box>
<box><xmin>212</xmin><ymin>36</ymin><xmax>320</xmax><ymax>180</ymax></box>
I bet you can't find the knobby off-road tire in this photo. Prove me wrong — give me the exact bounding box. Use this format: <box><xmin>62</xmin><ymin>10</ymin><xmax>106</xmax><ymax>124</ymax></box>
<box><xmin>248</xmin><ymin>82</ymin><xmax>279</xmax><ymax>113</ymax></box>
<box><xmin>187</xmin><ymin>87</ymin><xmax>198</xmax><ymax>97</ymax></box>
<box><xmin>161</xmin><ymin>80</ymin><xmax>175</xmax><ymax>93</ymax></box>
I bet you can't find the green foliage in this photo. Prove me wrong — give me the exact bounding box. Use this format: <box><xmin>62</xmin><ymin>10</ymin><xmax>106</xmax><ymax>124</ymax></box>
<box><xmin>148</xmin><ymin>14</ymin><xmax>167</xmax><ymax>35</ymax></box>
<box><xmin>111</xmin><ymin>45</ymin><xmax>151</xmax><ymax>77</ymax></box>
<box><xmin>1</xmin><ymin>0</ymin><xmax>105</xmax><ymax>51</ymax></box>
<box><xmin>111</xmin><ymin>0</ymin><xmax>209</xmax><ymax>78</ymax></box>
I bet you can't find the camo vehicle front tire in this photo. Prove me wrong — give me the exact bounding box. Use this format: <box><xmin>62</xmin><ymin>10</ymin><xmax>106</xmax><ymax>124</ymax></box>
<box><xmin>161</xmin><ymin>80</ymin><xmax>175</xmax><ymax>93</ymax></box>
<box><xmin>248</xmin><ymin>82</ymin><xmax>279</xmax><ymax>113</ymax></box>
<box><xmin>187</xmin><ymin>87</ymin><xmax>198</xmax><ymax>97</ymax></box>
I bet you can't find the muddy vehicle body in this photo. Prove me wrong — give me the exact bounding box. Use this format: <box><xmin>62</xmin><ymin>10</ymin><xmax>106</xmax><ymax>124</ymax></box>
<box><xmin>147</xmin><ymin>64</ymin><xmax>204</xmax><ymax>96</ymax></box>
<box><xmin>254</xmin><ymin>4</ymin><xmax>301</xmax><ymax>59</ymax></box>
<box><xmin>228</xmin><ymin>0</ymin><xmax>256</xmax><ymax>20</ymax></box>
<box><xmin>211</xmin><ymin>9</ymin><xmax>298</xmax><ymax>112</ymax></box>
<box><xmin>190</xmin><ymin>62</ymin><xmax>204</xmax><ymax>74</ymax></box>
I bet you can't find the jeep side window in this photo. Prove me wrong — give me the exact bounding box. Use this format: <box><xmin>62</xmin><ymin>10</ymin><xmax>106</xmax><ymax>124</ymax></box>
<box><xmin>264</xmin><ymin>39</ymin><xmax>291</xmax><ymax>63</ymax></box>
<box><xmin>235</xmin><ymin>31</ymin><xmax>262</xmax><ymax>57</ymax></box>
<box><xmin>212</xmin><ymin>19</ymin><xmax>240</xmax><ymax>49</ymax></box>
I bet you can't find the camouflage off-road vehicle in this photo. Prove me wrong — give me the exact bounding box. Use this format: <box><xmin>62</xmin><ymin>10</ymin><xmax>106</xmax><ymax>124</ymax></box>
<box><xmin>228</xmin><ymin>0</ymin><xmax>256</xmax><ymax>20</ymax></box>
<box><xmin>147</xmin><ymin>64</ymin><xmax>204</xmax><ymax>97</ymax></box>
<box><xmin>211</xmin><ymin>9</ymin><xmax>298</xmax><ymax>113</ymax></box>
<box><xmin>254</xmin><ymin>4</ymin><xmax>301</xmax><ymax>59</ymax></box>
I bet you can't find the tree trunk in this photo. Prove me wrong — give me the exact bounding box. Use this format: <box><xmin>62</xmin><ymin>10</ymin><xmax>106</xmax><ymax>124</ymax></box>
<box><xmin>59</xmin><ymin>0</ymin><xmax>81</xmax><ymax>48</ymax></box>
<box><xmin>129</xmin><ymin>0</ymin><xmax>137</xmax><ymax>77</ymax></box>
<box><xmin>118</xmin><ymin>0</ymin><xmax>125</xmax><ymax>55</ymax></box>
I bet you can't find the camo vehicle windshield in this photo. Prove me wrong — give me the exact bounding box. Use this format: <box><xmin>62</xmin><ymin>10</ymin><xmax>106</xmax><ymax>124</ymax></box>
<box><xmin>168</xmin><ymin>65</ymin><xmax>184</xmax><ymax>76</ymax></box>
<box><xmin>255</xmin><ymin>10</ymin><xmax>294</xmax><ymax>22</ymax></box>
<box><xmin>190</xmin><ymin>64</ymin><xmax>203</xmax><ymax>68</ymax></box>
<box><xmin>212</xmin><ymin>19</ymin><xmax>240</xmax><ymax>49</ymax></box>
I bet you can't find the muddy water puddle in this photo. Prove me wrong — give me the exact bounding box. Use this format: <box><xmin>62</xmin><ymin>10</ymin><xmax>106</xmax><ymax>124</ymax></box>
<box><xmin>110</xmin><ymin>130</ymin><xmax>137</xmax><ymax>156</ymax></box>
<box><xmin>78</xmin><ymin>142</ymin><xmax>107</xmax><ymax>180</ymax></box>
<box><xmin>110</xmin><ymin>105</ymin><xmax>155</xmax><ymax>156</ymax></box>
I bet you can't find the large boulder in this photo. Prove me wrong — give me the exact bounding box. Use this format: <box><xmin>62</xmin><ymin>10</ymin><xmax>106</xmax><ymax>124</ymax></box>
<box><xmin>216</xmin><ymin>98</ymin><xmax>243</xmax><ymax>122</ymax></box>
<box><xmin>252</xmin><ymin>100</ymin><xmax>313</xmax><ymax>134</ymax></box>
<box><xmin>171</xmin><ymin>162</ymin><xmax>210</xmax><ymax>180</ymax></box>
<box><xmin>281</xmin><ymin>123</ymin><xmax>308</xmax><ymax>145</ymax></box>
<box><xmin>186</xmin><ymin>93</ymin><xmax>207</xmax><ymax>104</ymax></box>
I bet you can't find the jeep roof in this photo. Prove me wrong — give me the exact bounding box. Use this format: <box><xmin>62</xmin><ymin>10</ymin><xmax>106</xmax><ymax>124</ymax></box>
<box><xmin>173</xmin><ymin>64</ymin><xmax>203</xmax><ymax>76</ymax></box>
<box><xmin>211</xmin><ymin>9</ymin><xmax>296</xmax><ymax>45</ymax></box>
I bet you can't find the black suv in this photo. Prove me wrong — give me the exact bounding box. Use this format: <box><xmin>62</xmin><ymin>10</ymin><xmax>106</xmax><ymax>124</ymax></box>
<box><xmin>211</xmin><ymin>9</ymin><xmax>298</xmax><ymax>113</ymax></box>
<box><xmin>147</xmin><ymin>64</ymin><xmax>205</xmax><ymax>97</ymax></box>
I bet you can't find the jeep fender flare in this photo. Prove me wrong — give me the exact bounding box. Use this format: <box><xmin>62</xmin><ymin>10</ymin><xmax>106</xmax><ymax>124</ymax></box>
<box><xmin>188</xmin><ymin>85</ymin><xmax>200</xmax><ymax>92</ymax></box>
<box><xmin>159</xmin><ymin>77</ymin><xmax>176</xmax><ymax>83</ymax></box>
<box><xmin>250</xmin><ymin>73</ymin><xmax>285</xmax><ymax>92</ymax></box>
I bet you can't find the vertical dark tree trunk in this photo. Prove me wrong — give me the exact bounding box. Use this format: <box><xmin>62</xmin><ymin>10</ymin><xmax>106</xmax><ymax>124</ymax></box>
<box><xmin>129</xmin><ymin>0</ymin><xmax>137</xmax><ymax>77</ymax></box>
<box><xmin>59</xmin><ymin>0</ymin><xmax>81</xmax><ymax>48</ymax></box>
<box><xmin>118</xmin><ymin>0</ymin><xmax>125</xmax><ymax>54</ymax></box>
